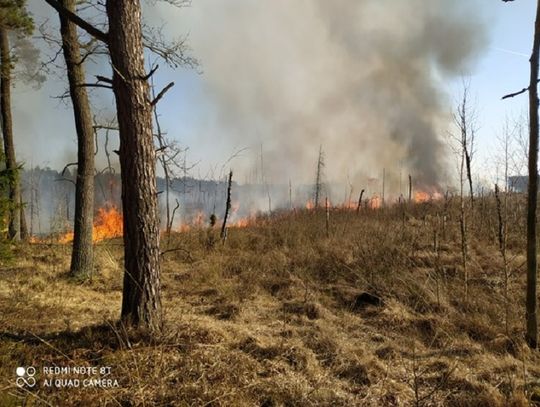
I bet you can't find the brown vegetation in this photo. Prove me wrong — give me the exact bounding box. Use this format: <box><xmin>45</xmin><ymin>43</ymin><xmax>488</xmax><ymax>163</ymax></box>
<box><xmin>1</xmin><ymin>197</ymin><xmax>540</xmax><ymax>406</ymax></box>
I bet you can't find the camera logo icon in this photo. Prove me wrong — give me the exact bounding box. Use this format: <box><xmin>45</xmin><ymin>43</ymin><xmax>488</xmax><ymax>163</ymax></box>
<box><xmin>16</xmin><ymin>367</ymin><xmax>36</xmax><ymax>388</ymax></box>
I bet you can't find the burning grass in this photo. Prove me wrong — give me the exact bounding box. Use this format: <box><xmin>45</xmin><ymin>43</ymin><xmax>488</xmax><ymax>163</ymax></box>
<box><xmin>1</xmin><ymin>196</ymin><xmax>540</xmax><ymax>406</ymax></box>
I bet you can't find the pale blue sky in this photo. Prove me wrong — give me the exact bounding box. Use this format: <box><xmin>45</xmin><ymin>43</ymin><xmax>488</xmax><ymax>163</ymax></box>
<box><xmin>454</xmin><ymin>0</ymin><xmax>532</xmax><ymax>182</ymax></box>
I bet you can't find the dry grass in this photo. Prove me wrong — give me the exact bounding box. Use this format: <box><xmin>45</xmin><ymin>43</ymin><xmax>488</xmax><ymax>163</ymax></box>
<box><xmin>1</xmin><ymin>196</ymin><xmax>540</xmax><ymax>406</ymax></box>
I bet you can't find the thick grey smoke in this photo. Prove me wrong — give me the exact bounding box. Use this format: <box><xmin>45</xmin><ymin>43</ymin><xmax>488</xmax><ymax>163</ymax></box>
<box><xmin>152</xmin><ymin>0</ymin><xmax>488</xmax><ymax>193</ymax></box>
<box><xmin>15</xmin><ymin>1</ymin><xmax>489</xmax><ymax>208</ymax></box>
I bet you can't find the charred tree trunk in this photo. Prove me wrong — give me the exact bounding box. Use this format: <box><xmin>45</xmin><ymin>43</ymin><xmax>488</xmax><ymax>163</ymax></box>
<box><xmin>0</xmin><ymin>28</ymin><xmax>20</xmax><ymax>241</ymax></box>
<box><xmin>464</xmin><ymin>147</ymin><xmax>474</xmax><ymax>207</ymax></box>
<box><xmin>459</xmin><ymin>89</ymin><xmax>474</xmax><ymax>208</ymax></box>
<box><xmin>526</xmin><ymin>0</ymin><xmax>540</xmax><ymax>349</ymax></box>
<box><xmin>314</xmin><ymin>145</ymin><xmax>324</xmax><ymax>208</ymax></box>
<box><xmin>107</xmin><ymin>0</ymin><xmax>162</xmax><ymax>332</ymax></box>
<box><xmin>408</xmin><ymin>174</ymin><xmax>412</xmax><ymax>203</ymax></box>
<box><xmin>221</xmin><ymin>170</ymin><xmax>232</xmax><ymax>243</ymax></box>
<box><xmin>59</xmin><ymin>0</ymin><xmax>95</xmax><ymax>279</ymax></box>
<box><xmin>356</xmin><ymin>189</ymin><xmax>365</xmax><ymax>214</ymax></box>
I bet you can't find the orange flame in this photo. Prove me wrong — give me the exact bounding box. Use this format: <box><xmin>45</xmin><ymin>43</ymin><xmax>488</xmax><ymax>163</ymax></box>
<box><xmin>414</xmin><ymin>191</ymin><xmax>430</xmax><ymax>203</ymax></box>
<box><xmin>368</xmin><ymin>195</ymin><xmax>381</xmax><ymax>209</ymax></box>
<box><xmin>58</xmin><ymin>205</ymin><xmax>123</xmax><ymax>243</ymax></box>
<box><xmin>93</xmin><ymin>206</ymin><xmax>123</xmax><ymax>241</ymax></box>
<box><xmin>230</xmin><ymin>217</ymin><xmax>255</xmax><ymax>228</ymax></box>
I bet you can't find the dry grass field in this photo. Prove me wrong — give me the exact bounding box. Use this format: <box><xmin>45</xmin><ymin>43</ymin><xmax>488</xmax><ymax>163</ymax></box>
<box><xmin>1</xmin><ymin>197</ymin><xmax>540</xmax><ymax>406</ymax></box>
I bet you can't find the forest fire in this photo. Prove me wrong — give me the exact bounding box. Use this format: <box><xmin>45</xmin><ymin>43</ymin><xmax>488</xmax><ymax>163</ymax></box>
<box><xmin>413</xmin><ymin>190</ymin><xmax>443</xmax><ymax>203</ymax></box>
<box><xmin>176</xmin><ymin>205</ymin><xmax>256</xmax><ymax>232</ymax></box>
<box><xmin>58</xmin><ymin>206</ymin><xmax>123</xmax><ymax>244</ymax></box>
<box><xmin>414</xmin><ymin>191</ymin><xmax>431</xmax><ymax>203</ymax></box>
<box><xmin>368</xmin><ymin>196</ymin><xmax>381</xmax><ymax>209</ymax></box>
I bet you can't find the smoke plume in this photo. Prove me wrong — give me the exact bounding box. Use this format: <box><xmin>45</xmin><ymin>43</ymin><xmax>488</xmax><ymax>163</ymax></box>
<box><xmin>153</xmin><ymin>0</ymin><xmax>488</xmax><ymax>192</ymax></box>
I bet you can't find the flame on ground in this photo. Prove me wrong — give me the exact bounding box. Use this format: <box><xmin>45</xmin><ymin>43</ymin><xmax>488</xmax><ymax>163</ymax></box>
<box><xmin>32</xmin><ymin>188</ymin><xmax>446</xmax><ymax>244</ymax></box>
<box><xmin>414</xmin><ymin>190</ymin><xmax>443</xmax><ymax>203</ymax></box>
<box><xmin>176</xmin><ymin>204</ymin><xmax>257</xmax><ymax>231</ymax></box>
<box><xmin>58</xmin><ymin>205</ymin><xmax>123</xmax><ymax>244</ymax></box>
<box><xmin>414</xmin><ymin>191</ymin><xmax>430</xmax><ymax>203</ymax></box>
<box><xmin>368</xmin><ymin>195</ymin><xmax>381</xmax><ymax>209</ymax></box>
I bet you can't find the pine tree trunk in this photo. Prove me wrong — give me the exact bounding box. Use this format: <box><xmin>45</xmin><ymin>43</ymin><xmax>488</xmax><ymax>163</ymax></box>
<box><xmin>106</xmin><ymin>0</ymin><xmax>162</xmax><ymax>332</ymax></box>
<box><xmin>0</xmin><ymin>28</ymin><xmax>20</xmax><ymax>241</ymax></box>
<box><xmin>59</xmin><ymin>0</ymin><xmax>95</xmax><ymax>279</ymax></box>
<box><xmin>526</xmin><ymin>0</ymin><xmax>540</xmax><ymax>350</ymax></box>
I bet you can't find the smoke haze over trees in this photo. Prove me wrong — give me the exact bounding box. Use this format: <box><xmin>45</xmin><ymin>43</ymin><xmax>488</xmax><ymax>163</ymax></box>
<box><xmin>13</xmin><ymin>1</ymin><xmax>490</xmax><ymax>192</ymax></box>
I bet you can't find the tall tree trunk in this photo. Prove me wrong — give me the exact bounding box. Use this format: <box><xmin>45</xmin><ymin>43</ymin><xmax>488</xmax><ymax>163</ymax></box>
<box><xmin>0</xmin><ymin>28</ymin><xmax>20</xmax><ymax>241</ymax></box>
<box><xmin>59</xmin><ymin>0</ymin><xmax>95</xmax><ymax>279</ymax></box>
<box><xmin>106</xmin><ymin>0</ymin><xmax>162</xmax><ymax>332</ymax></box>
<box><xmin>526</xmin><ymin>0</ymin><xmax>540</xmax><ymax>350</ymax></box>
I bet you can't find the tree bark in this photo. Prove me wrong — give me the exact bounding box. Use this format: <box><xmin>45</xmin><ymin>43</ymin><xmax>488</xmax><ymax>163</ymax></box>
<box><xmin>221</xmin><ymin>170</ymin><xmax>232</xmax><ymax>243</ymax></box>
<box><xmin>106</xmin><ymin>0</ymin><xmax>162</xmax><ymax>332</ymax></box>
<box><xmin>356</xmin><ymin>189</ymin><xmax>364</xmax><ymax>213</ymax></box>
<box><xmin>59</xmin><ymin>0</ymin><xmax>95</xmax><ymax>279</ymax></box>
<box><xmin>19</xmin><ymin>194</ymin><xmax>28</xmax><ymax>240</ymax></box>
<box><xmin>526</xmin><ymin>0</ymin><xmax>540</xmax><ymax>350</ymax></box>
<box><xmin>0</xmin><ymin>28</ymin><xmax>20</xmax><ymax>241</ymax></box>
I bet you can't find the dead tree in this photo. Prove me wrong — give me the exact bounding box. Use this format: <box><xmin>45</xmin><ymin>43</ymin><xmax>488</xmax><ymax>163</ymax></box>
<box><xmin>314</xmin><ymin>145</ymin><xmax>324</xmax><ymax>208</ymax></box>
<box><xmin>356</xmin><ymin>189</ymin><xmax>365</xmax><ymax>213</ymax></box>
<box><xmin>456</xmin><ymin>84</ymin><xmax>476</xmax><ymax>207</ymax></box>
<box><xmin>459</xmin><ymin>129</ymin><xmax>469</xmax><ymax>302</ymax></box>
<box><xmin>495</xmin><ymin>184</ymin><xmax>510</xmax><ymax>335</ymax></box>
<box><xmin>501</xmin><ymin>0</ymin><xmax>540</xmax><ymax>349</ymax></box>
<box><xmin>526</xmin><ymin>0</ymin><xmax>540</xmax><ymax>349</ymax></box>
<box><xmin>221</xmin><ymin>170</ymin><xmax>233</xmax><ymax>243</ymax></box>
<box><xmin>526</xmin><ymin>0</ymin><xmax>540</xmax><ymax>350</ymax></box>
<box><xmin>150</xmin><ymin>72</ymin><xmax>184</xmax><ymax>241</ymax></box>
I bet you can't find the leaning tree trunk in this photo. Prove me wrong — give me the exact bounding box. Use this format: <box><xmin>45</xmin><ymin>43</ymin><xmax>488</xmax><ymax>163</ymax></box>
<box><xmin>0</xmin><ymin>28</ymin><xmax>21</xmax><ymax>241</ymax></box>
<box><xmin>526</xmin><ymin>0</ymin><xmax>540</xmax><ymax>350</ymax></box>
<box><xmin>106</xmin><ymin>0</ymin><xmax>162</xmax><ymax>332</ymax></box>
<box><xmin>59</xmin><ymin>0</ymin><xmax>95</xmax><ymax>279</ymax></box>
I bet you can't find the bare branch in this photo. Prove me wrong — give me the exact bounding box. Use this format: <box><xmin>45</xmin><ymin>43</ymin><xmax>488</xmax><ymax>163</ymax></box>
<box><xmin>142</xmin><ymin>25</ymin><xmax>198</xmax><ymax>69</ymax></box>
<box><xmin>79</xmin><ymin>83</ymin><xmax>113</xmax><ymax>90</ymax></box>
<box><xmin>44</xmin><ymin>0</ymin><xmax>109</xmax><ymax>44</ymax></box>
<box><xmin>502</xmin><ymin>86</ymin><xmax>530</xmax><ymax>100</ymax></box>
<box><xmin>151</xmin><ymin>82</ymin><xmax>175</xmax><ymax>106</ymax></box>
<box><xmin>61</xmin><ymin>162</ymin><xmax>78</xmax><ymax>177</ymax></box>
<box><xmin>502</xmin><ymin>80</ymin><xmax>540</xmax><ymax>100</ymax></box>
<box><xmin>95</xmin><ymin>75</ymin><xmax>113</xmax><ymax>84</ymax></box>
<box><xmin>143</xmin><ymin>64</ymin><xmax>159</xmax><ymax>80</ymax></box>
